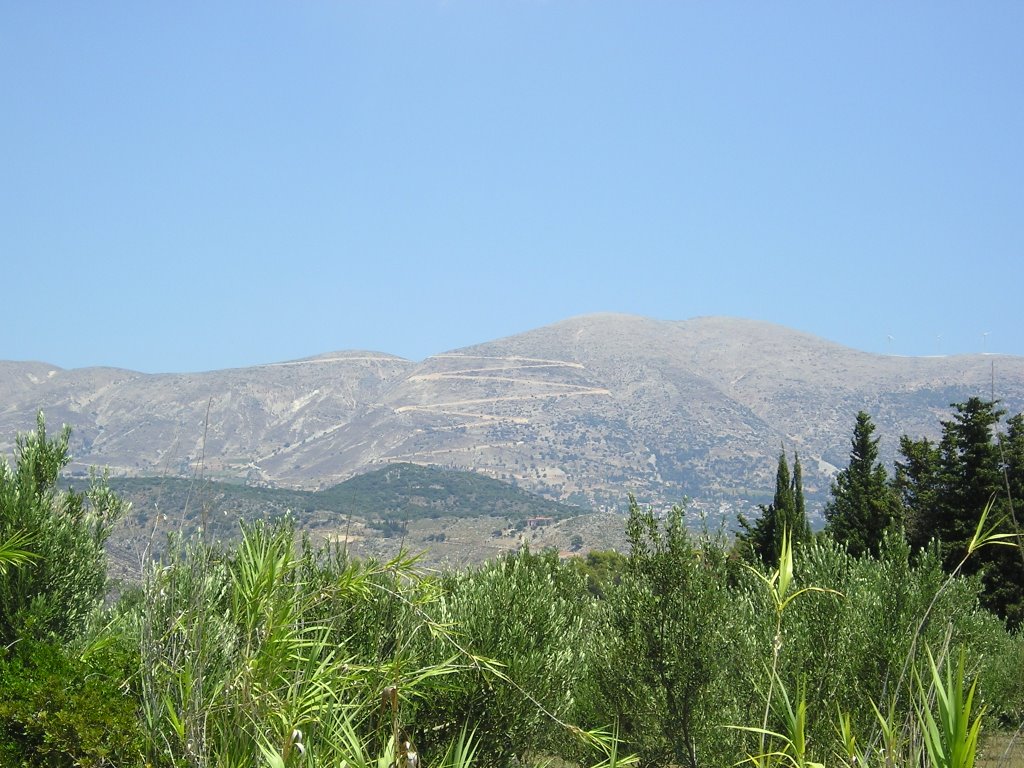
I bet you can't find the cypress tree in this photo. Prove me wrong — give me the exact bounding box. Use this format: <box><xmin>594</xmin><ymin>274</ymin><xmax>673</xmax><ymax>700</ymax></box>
<box><xmin>790</xmin><ymin>453</ymin><xmax>811</xmax><ymax>545</ymax></box>
<box><xmin>738</xmin><ymin>448</ymin><xmax>810</xmax><ymax>564</ymax></box>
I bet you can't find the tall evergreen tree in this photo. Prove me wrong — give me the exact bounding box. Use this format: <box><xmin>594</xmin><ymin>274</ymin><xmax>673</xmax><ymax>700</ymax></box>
<box><xmin>738</xmin><ymin>448</ymin><xmax>810</xmax><ymax>564</ymax></box>
<box><xmin>896</xmin><ymin>398</ymin><xmax>1024</xmax><ymax>627</ymax></box>
<box><xmin>993</xmin><ymin>412</ymin><xmax>1024</xmax><ymax>626</ymax></box>
<box><xmin>939</xmin><ymin>398</ymin><xmax>1005</xmax><ymax>551</ymax></box>
<box><xmin>792</xmin><ymin>454</ymin><xmax>806</xmax><ymax>535</ymax></box>
<box><xmin>825</xmin><ymin>411</ymin><xmax>902</xmax><ymax>557</ymax></box>
<box><xmin>788</xmin><ymin>453</ymin><xmax>813</xmax><ymax>546</ymax></box>
<box><xmin>894</xmin><ymin>434</ymin><xmax>941</xmax><ymax>549</ymax></box>
<box><xmin>1003</xmin><ymin>413</ymin><xmax>1024</xmax><ymax>517</ymax></box>
<box><xmin>925</xmin><ymin>398</ymin><xmax>1004</xmax><ymax>567</ymax></box>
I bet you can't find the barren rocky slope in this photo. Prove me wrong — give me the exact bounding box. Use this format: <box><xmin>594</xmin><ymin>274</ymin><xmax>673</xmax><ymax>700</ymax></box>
<box><xmin>3</xmin><ymin>314</ymin><xmax>1022</xmax><ymax>518</ymax></box>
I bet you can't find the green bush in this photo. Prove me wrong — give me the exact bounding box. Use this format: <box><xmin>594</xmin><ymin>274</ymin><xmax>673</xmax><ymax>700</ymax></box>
<box><xmin>0</xmin><ymin>414</ymin><xmax>125</xmax><ymax>645</ymax></box>
<box><xmin>569</xmin><ymin>548</ymin><xmax>627</xmax><ymax>598</ymax></box>
<box><xmin>417</xmin><ymin>547</ymin><xmax>601</xmax><ymax>767</ymax></box>
<box><xmin>978</xmin><ymin>627</ymin><xmax>1024</xmax><ymax>725</ymax></box>
<box><xmin>599</xmin><ymin>499</ymin><xmax>753</xmax><ymax>768</ymax></box>
<box><xmin>725</xmin><ymin>530</ymin><xmax>1021</xmax><ymax>763</ymax></box>
<box><xmin>0</xmin><ymin>637</ymin><xmax>144</xmax><ymax>767</ymax></box>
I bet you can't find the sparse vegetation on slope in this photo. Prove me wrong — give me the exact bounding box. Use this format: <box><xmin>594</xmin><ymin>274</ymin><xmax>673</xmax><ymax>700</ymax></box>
<box><xmin>6</xmin><ymin>315</ymin><xmax>1024</xmax><ymax>513</ymax></box>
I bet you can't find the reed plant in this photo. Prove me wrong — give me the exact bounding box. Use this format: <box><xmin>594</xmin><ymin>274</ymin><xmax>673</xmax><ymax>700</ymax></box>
<box><xmin>137</xmin><ymin>519</ymin><xmax>464</xmax><ymax>766</ymax></box>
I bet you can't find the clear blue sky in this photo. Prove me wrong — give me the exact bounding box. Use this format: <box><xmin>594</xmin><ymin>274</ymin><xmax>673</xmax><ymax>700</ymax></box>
<box><xmin>2</xmin><ymin>2</ymin><xmax>1021</xmax><ymax>373</ymax></box>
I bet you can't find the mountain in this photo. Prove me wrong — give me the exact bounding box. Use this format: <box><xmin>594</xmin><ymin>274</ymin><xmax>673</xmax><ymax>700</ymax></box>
<box><xmin>4</xmin><ymin>314</ymin><xmax>1023</xmax><ymax>520</ymax></box>
<box><xmin>0</xmin><ymin>352</ymin><xmax>413</xmax><ymax>481</ymax></box>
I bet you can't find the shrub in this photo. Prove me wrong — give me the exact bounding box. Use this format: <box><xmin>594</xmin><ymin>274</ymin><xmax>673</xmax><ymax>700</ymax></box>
<box><xmin>136</xmin><ymin>519</ymin><xmax>470</xmax><ymax>767</ymax></box>
<box><xmin>777</xmin><ymin>534</ymin><xmax>1011</xmax><ymax>742</ymax></box>
<box><xmin>600</xmin><ymin>498</ymin><xmax>751</xmax><ymax>768</ymax></box>
<box><xmin>0</xmin><ymin>637</ymin><xmax>144</xmax><ymax>767</ymax></box>
<box><xmin>0</xmin><ymin>414</ymin><xmax>125</xmax><ymax>645</ymax></box>
<box><xmin>417</xmin><ymin>547</ymin><xmax>601</xmax><ymax>767</ymax></box>
<box><xmin>730</xmin><ymin>528</ymin><xmax>1021</xmax><ymax>765</ymax></box>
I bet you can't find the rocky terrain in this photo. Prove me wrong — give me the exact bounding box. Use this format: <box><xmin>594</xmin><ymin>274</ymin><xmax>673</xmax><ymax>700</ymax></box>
<box><xmin>4</xmin><ymin>314</ymin><xmax>1023</xmax><ymax>524</ymax></box>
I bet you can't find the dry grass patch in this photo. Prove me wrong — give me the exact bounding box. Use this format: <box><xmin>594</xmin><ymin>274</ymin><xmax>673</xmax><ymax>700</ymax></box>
<box><xmin>978</xmin><ymin>731</ymin><xmax>1024</xmax><ymax>768</ymax></box>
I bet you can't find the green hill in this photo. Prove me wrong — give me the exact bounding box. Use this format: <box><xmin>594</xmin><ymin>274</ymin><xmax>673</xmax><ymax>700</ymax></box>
<box><xmin>106</xmin><ymin>462</ymin><xmax>583</xmax><ymax>534</ymax></box>
<box><xmin>313</xmin><ymin>462</ymin><xmax>581</xmax><ymax>521</ymax></box>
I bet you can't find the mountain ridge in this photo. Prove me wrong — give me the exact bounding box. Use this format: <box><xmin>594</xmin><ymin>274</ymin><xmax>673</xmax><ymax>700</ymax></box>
<box><xmin>3</xmin><ymin>314</ymin><xmax>1022</xmax><ymax>518</ymax></box>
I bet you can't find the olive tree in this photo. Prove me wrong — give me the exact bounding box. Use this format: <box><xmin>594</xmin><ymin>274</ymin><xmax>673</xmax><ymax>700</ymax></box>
<box><xmin>0</xmin><ymin>413</ymin><xmax>126</xmax><ymax>644</ymax></box>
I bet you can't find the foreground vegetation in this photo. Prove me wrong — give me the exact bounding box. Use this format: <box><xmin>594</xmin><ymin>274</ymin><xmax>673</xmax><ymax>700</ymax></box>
<box><xmin>1</xmin><ymin>405</ymin><xmax>1023</xmax><ymax>767</ymax></box>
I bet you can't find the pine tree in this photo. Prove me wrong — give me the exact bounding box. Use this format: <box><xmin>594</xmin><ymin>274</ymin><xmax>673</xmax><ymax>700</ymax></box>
<box><xmin>1003</xmin><ymin>413</ymin><xmax>1024</xmax><ymax>515</ymax></box>
<box><xmin>896</xmin><ymin>398</ymin><xmax>1024</xmax><ymax>627</ymax></box>
<box><xmin>894</xmin><ymin>434</ymin><xmax>941</xmax><ymax>550</ymax></box>
<box><xmin>919</xmin><ymin>398</ymin><xmax>1005</xmax><ymax>568</ymax></box>
<box><xmin>825</xmin><ymin>411</ymin><xmax>902</xmax><ymax>557</ymax></box>
<box><xmin>939</xmin><ymin>398</ymin><xmax>1004</xmax><ymax>553</ymax></box>
<box><xmin>993</xmin><ymin>412</ymin><xmax>1024</xmax><ymax>626</ymax></box>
